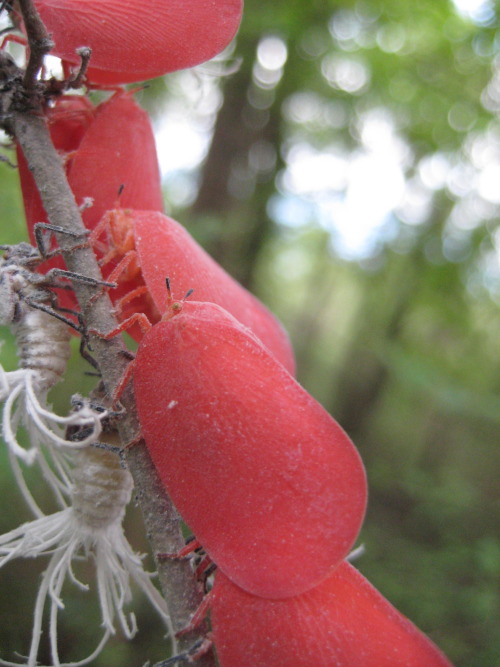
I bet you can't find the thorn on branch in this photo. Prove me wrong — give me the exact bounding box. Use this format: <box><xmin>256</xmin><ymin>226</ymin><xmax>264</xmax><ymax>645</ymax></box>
<box><xmin>68</xmin><ymin>46</ymin><xmax>92</xmax><ymax>88</ymax></box>
<box><xmin>43</xmin><ymin>45</ymin><xmax>93</xmax><ymax>96</ymax></box>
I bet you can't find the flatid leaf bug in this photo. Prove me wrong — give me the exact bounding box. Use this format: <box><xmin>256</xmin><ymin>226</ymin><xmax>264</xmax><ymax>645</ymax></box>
<box><xmin>88</xmin><ymin>209</ymin><xmax>296</xmax><ymax>373</ymax></box>
<box><xmin>24</xmin><ymin>0</ymin><xmax>243</xmax><ymax>85</ymax></box>
<box><xmin>210</xmin><ymin>563</ymin><xmax>453</xmax><ymax>666</ymax></box>
<box><xmin>133</xmin><ymin>299</ymin><xmax>366</xmax><ymax>599</ymax></box>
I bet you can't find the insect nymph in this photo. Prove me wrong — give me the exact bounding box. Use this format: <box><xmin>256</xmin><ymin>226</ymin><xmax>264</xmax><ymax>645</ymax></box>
<box><xmin>0</xmin><ymin>243</ymin><xmax>104</xmax><ymax>473</ymax></box>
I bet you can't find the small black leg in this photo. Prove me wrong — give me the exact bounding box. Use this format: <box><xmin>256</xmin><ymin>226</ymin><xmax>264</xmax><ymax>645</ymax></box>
<box><xmin>45</xmin><ymin>267</ymin><xmax>117</xmax><ymax>289</ymax></box>
<box><xmin>33</xmin><ymin>222</ymin><xmax>90</xmax><ymax>259</ymax></box>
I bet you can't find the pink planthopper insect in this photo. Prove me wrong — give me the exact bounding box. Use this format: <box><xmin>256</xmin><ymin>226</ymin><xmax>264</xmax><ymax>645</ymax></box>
<box><xmin>132</xmin><ymin>297</ymin><xmax>367</xmax><ymax>599</ymax></box>
<box><xmin>89</xmin><ymin>208</ymin><xmax>296</xmax><ymax>373</ymax></box>
<box><xmin>9</xmin><ymin>0</ymin><xmax>243</xmax><ymax>86</ymax></box>
<box><xmin>209</xmin><ymin>562</ymin><xmax>453</xmax><ymax>667</ymax></box>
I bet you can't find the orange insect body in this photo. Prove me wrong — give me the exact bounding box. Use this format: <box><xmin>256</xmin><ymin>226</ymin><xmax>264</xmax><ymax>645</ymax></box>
<box><xmin>91</xmin><ymin>208</ymin><xmax>139</xmax><ymax>282</ymax></box>
<box><xmin>88</xmin><ymin>209</ymin><xmax>156</xmax><ymax>339</ymax></box>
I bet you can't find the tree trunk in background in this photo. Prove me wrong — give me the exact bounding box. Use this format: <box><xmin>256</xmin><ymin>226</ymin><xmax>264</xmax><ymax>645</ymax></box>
<box><xmin>192</xmin><ymin>40</ymin><xmax>256</xmax><ymax>218</ymax></box>
<box><xmin>190</xmin><ymin>35</ymin><xmax>288</xmax><ymax>289</ymax></box>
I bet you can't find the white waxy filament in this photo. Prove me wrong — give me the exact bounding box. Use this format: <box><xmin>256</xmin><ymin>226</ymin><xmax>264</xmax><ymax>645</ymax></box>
<box><xmin>1</xmin><ymin>310</ymin><xmax>105</xmax><ymax>467</ymax></box>
<box><xmin>0</xmin><ymin>446</ymin><xmax>174</xmax><ymax>667</ymax></box>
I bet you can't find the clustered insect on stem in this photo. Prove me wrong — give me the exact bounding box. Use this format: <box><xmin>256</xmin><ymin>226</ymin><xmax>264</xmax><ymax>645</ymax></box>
<box><xmin>0</xmin><ymin>1</ymin><xmax>455</xmax><ymax>666</ymax></box>
<box><xmin>0</xmin><ymin>243</ymin><xmax>105</xmax><ymax>466</ymax></box>
<box><xmin>0</xmin><ymin>443</ymin><xmax>174</xmax><ymax>667</ymax></box>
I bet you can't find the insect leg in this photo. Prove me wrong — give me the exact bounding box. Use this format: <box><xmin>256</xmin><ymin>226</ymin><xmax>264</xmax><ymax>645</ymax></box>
<box><xmin>33</xmin><ymin>221</ymin><xmax>90</xmax><ymax>259</ymax></box>
<box><xmin>45</xmin><ymin>267</ymin><xmax>117</xmax><ymax>289</ymax></box>
<box><xmin>153</xmin><ymin>636</ymin><xmax>213</xmax><ymax>666</ymax></box>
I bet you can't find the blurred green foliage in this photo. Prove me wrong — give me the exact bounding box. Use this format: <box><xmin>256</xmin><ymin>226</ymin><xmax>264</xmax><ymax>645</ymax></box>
<box><xmin>1</xmin><ymin>0</ymin><xmax>500</xmax><ymax>665</ymax></box>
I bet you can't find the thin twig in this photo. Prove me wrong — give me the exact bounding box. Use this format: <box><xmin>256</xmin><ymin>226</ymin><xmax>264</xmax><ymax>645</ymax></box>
<box><xmin>18</xmin><ymin>0</ymin><xmax>53</xmax><ymax>89</ymax></box>
<box><xmin>67</xmin><ymin>46</ymin><xmax>91</xmax><ymax>88</ymax></box>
